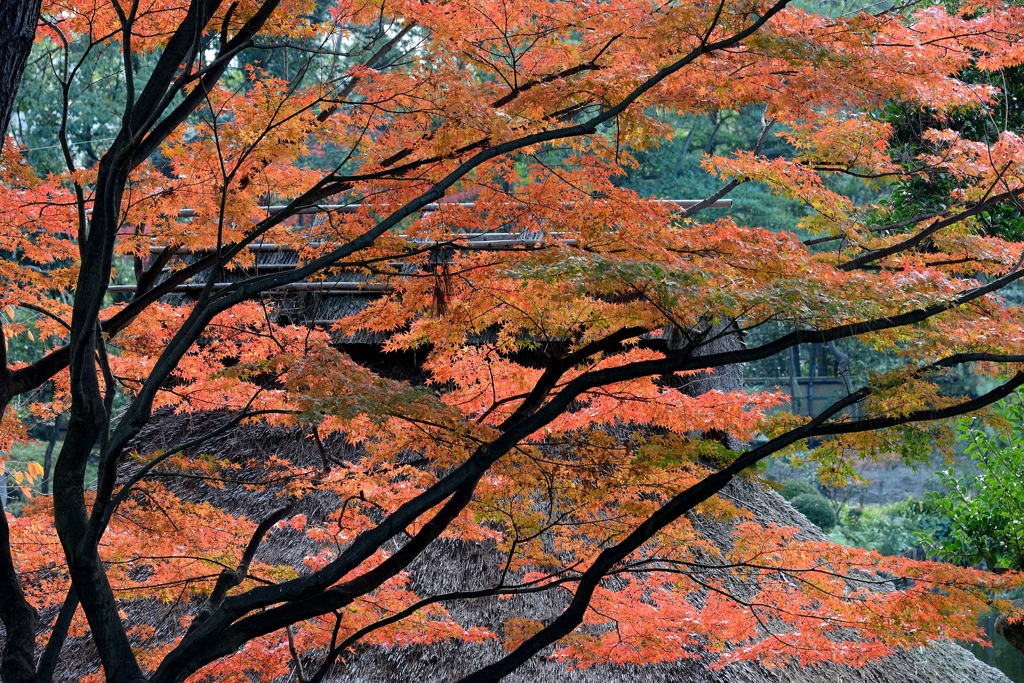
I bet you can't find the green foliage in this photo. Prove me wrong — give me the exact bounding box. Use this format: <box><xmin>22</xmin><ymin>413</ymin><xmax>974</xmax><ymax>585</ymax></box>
<box><xmin>618</xmin><ymin>105</ymin><xmax>905</xmax><ymax>390</ymax></box>
<box><xmin>12</xmin><ymin>40</ymin><xmax>130</xmax><ymax>175</ymax></box>
<box><xmin>926</xmin><ymin>397</ymin><xmax>1024</xmax><ymax>570</ymax></box>
<box><xmin>773</xmin><ymin>476</ymin><xmax>840</xmax><ymax>533</ymax></box>
<box><xmin>789</xmin><ymin>492</ymin><xmax>837</xmax><ymax>532</ymax></box>
<box><xmin>875</xmin><ymin>65</ymin><xmax>1024</xmax><ymax>242</ymax></box>
<box><xmin>777</xmin><ymin>479</ymin><xmax>819</xmax><ymax>501</ymax></box>
<box><xmin>619</xmin><ymin>108</ymin><xmax>811</xmax><ymax>233</ymax></box>
<box><xmin>831</xmin><ymin>499</ymin><xmax>951</xmax><ymax>558</ymax></box>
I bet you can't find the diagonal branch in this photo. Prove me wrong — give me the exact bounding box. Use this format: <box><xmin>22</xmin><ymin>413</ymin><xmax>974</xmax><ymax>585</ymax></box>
<box><xmin>7</xmin><ymin>252</ymin><xmax>218</xmax><ymax>398</ymax></box>
<box><xmin>452</xmin><ymin>370</ymin><xmax>1024</xmax><ymax>683</ymax></box>
<box><xmin>678</xmin><ymin>112</ymin><xmax>775</xmax><ymax>219</ymax></box>
<box><xmin>839</xmin><ymin>187</ymin><xmax>1024</xmax><ymax>271</ymax></box>
<box><xmin>35</xmin><ymin>586</ymin><xmax>79</xmax><ymax>683</ymax></box>
<box><xmin>129</xmin><ymin>0</ymin><xmax>283</xmax><ymax>167</ymax></box>
<box><xmin>190</xmin><ymin>502</ymin><xmax>294</xmax><ymax>629</ymax></box>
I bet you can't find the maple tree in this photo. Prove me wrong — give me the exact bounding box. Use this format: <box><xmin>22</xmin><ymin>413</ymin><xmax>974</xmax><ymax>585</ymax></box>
<box><xmin>2</xmin><ymin>0</ymin><xmax>1024</xmax><ymax>681</ymax></box>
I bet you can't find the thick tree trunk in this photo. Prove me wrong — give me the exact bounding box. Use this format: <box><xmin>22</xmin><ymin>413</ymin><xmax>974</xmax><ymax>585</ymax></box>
<box><xmin>54</xmin><ymin>167</ymin><xmax>148</xmax><ymax>683</ymax></box>
<box><xmin>0</xmin><ymin>413</ymin><xmax>39</xmax><ymax>683</ymax></box>
<box><xmin>682</xmin><ymin>329</ymin><xmax>745</xmax><ymax>396</ymax></box>
<box><xmin>0</xmin><ymin>7</ymin><xmax>54</xmax><ymax>680</ymax></box>
<box><xmin>0</xmin><ymin>0</ymin><xmax>42</xmax><ymax>148</ymax></box>
<box><xmin>996</xmin><ymin>599</ymin><xmax>1024</xmax><ymax>657</ymax></box>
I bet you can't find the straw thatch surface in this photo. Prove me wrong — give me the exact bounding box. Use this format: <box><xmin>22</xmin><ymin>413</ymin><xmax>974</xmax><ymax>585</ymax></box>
<box><xmin>118</xmin><ymin>412</ymin><xmax>1013</xmax><ymax>682</ymax></box>
<box><xmin>336</xmin><ymin>636</ymin><xmax>1005</xmax><ymax>683</ymax></box>
<box><xmin>36</xmin><ymin>410</ymin><xmax>1012</xmax><ymax>682</ymax></box>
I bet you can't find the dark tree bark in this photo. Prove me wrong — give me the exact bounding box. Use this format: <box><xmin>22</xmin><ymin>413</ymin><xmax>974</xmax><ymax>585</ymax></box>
<box><xmin>1</xmin><ymin>338</ymin><xmax>41</xmax><ymax>683</ymax></box>
<box><xmin>0</xmin><ymin>0</ymin><xmax>42</xmax><ymax>148</ymax></box>
<box><xmin>0</xmin><ymin>508</ymin><xmax>38</xmax><ymax>683</ymax></box>
<box><xmin>996</xmin><ymin>598</ymin><xmax>1024</xmax><ymax>657</ymax></box>
<box><xmin>0</xmin><ymin>6</ymin><xmax>48</xmax><ymax>682</ymax></box>
<box><xmin>678</xmin><ymin>325</ymin><xmax>745</xmax><ymax>397</ymax></box>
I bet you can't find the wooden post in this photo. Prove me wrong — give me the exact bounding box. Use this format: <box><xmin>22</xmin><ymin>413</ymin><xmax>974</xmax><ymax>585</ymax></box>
<box><xmin>789</xmin><ymin>344</ymin><xmax>801</xmax><ymax>415</ymax></box>
<box><xmin>42</xmin><ymin>414</ymin><xmax>62</xmax><ymax>495</ymax></box>
<box><xmin>0</xmin><ymin>457</ymin><xmax>7</xmax><ymax>511</ymax></box>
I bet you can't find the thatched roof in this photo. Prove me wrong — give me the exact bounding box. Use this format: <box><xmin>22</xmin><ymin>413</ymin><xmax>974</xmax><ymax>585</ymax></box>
<box><xmin>338</xmin><ymin>632</ymin><xmax>1005</xmax><ymax>683</ymax></box>
<box><xmin>30</xmin><ymin>411</ymin><xmax>1004</xmax><ymax>683</ymax></box>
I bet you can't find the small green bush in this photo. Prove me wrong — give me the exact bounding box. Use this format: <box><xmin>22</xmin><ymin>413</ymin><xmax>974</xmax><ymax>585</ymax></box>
<box><xmin>789</xmin><ymin>493</ymin><xmax>837</xmax><ymax>532</ymax></box>
<box><xmin>777</xmin><ymin>479</ymin><xmax>819</xmax><ymax>501</ymax></box>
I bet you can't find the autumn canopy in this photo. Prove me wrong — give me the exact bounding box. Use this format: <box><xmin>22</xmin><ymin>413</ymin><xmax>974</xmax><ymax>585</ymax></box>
<box><xmin>1</xmin><ymin>0</ymin><xmax>1024</xmax><ymax>680</ymax></box>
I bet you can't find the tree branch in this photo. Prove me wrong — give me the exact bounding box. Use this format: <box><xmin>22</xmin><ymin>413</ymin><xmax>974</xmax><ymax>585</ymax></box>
<box><xmin>839</xmin><ymin>187</ymin><xmax>1024</xmax><ymax>271</ymax></box>
<box><xmin>189</xmin><ymin>502</ymin><xmax>294</xmax><ymax>630</ymax></box>
<box><xmin>453</xmin><ymin>371</ymin><xmax>1024</xmax><ymax>683</ymax></box>
<box><xmin>34</xmin><ymin>587</ymin><xmax>78</xmax><ymax>683</ymax></box>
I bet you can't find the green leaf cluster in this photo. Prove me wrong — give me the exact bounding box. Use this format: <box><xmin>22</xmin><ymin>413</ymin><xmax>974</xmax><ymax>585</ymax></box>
<box><xmin>926</xmin><ymin>398</ymin><xmax>1024</xmax><ymax>570</ymax></box>
<box><xmin>831</xmin><ymin>499</ymin><xmax>952</xmax><ymax>558</ymax></box>
<box><xmin>776</xmin><ymin>479</ymin><xmax>837</xmax><ymax>532</ymax></box>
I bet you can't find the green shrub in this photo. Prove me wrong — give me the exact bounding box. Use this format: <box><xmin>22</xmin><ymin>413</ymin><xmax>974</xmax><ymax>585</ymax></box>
<box><xmin>926</xmin><ymin>396</ymin><xmax>1024</xmax><ymax>570</ymax></box>
<box><xmin>830</xmin><ymin>499</ymin><xmax>951</xmax><ymax>557</ymax></box>
<box><xmin>777</xmin><ymin>479</ymin><xmax>819</xmax><ymax>501</ymax></box>
<box><xmin>789</xmin><ymin>493</ymin><xmax>837</xmax><ymax>532</ymax></box>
